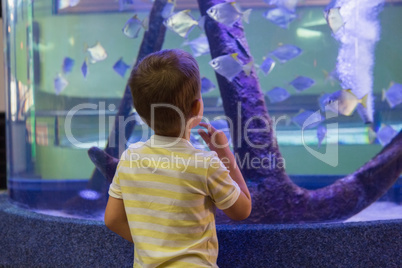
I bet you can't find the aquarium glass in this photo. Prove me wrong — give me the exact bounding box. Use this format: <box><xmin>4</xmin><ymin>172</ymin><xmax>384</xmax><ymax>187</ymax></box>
<box><xmin>3</xmin><ymin>0</ymin><xmax>402</xmax><ymax>220</ymax></box>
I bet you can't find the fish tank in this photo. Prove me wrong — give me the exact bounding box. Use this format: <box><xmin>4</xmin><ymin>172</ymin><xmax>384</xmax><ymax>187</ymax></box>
<box><xmin>3</xmin><ymin>0</ymin><xmax>402</xmax><ymax>222</ymax></box>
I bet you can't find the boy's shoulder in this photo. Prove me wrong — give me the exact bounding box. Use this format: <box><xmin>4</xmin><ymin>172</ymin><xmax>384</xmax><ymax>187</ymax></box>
<box><xmin>120</xmin><ymin>141</ymin><xmax>146</xmax><ymax>160</ymax></box>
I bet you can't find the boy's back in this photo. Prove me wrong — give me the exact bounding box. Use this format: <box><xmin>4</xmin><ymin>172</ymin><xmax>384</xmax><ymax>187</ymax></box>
<box><xmin>104</xmin><ymin>49</ymin><xmax>251</xmax><ymax>267</ymax></box>
<box><xmin>109</xmin><ymin>135</ymin><xmax>240</xmax><ymax>267</ymax></box>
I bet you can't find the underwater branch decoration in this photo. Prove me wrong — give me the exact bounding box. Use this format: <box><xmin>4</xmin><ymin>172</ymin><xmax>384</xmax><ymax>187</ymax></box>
<box><xmin>87</xmin><ymin>0</ymin><xmax>402</xmax><ymax>223</ymax></box>
<box><xmin>196</xmin><ymin>0</ymin><xmax>401</xmax><ymax>223</ymax></box>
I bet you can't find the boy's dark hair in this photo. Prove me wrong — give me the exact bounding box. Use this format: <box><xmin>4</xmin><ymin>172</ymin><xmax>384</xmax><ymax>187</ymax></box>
<box><xmin>128</xmin><ymin>49</ymin><xmax>201</xmax><ymax>136</ymax></box>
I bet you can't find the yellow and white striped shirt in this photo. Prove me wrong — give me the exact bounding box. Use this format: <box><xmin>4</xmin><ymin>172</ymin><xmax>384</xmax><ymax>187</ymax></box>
<box><xmin>108</xmin><ymin>135</ymin><xmax>241</xmax><ymax>268</ymax></box>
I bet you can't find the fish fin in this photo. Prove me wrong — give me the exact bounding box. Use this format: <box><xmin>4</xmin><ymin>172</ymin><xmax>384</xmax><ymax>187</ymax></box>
<box><xmin>345</xmin><ymin>89</ymin><xmax>358</xmax><ymax>98</ymax></box>
<box><xmin>367</xmin><ymin>127</ymin><xmax>377</xmax><ymax>144</ymax></box>
<box><xmin>345</xmin><ymin>89</ymin><xmax>353</xmax><ymax>94</ymax></box>
<box><xmin>360</xmin><ymin>94</ymin><xmax>368</xmax><ymax>108</ymax></box>
<box><xmin>242</xmin><ymin>9</ymin><xmax>252</xmax><ymax>24</ymax></box>
<box><xmin>198</xmin><ymin>15</ymin><xmax>205</xmax><ymax>31</ymax></box>
<box><xmin>381</xmin><ymin>88</ymin><xmax>386</xmax><ymax>101</ymax></box>
<box><xmin>243</xmin><ymin>61</ymin><xmax>253</xmax><ymax>76</ymax></box>
<box><xmin>231</xmin><ymin>53</ymin><xmax>239</xmax><ymax>61</ymax></box>
<box><xmin>142</xmin><ymin>16</ymin><xmax>149</xmax><ymax>31</ymax></box>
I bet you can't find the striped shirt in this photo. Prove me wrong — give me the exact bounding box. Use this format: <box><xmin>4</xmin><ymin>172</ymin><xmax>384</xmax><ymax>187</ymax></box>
<box><xmin>108</xmin><ymin>135</ymin><xmax>241</xmax><ymax>268</ymax></box>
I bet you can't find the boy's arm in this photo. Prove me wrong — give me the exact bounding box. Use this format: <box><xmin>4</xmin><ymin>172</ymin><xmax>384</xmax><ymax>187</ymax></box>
<box><xmin>104</xmin><ymin>196</ymin><xmax>133</xmax><ymax>243</ymax></box>
<box><xmin>198</xmin><ymin>123</ymin><xmax>252</xmax><ymax>221</ymax></box>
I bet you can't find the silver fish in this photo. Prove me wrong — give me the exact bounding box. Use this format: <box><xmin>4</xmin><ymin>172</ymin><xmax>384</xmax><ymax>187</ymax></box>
<box><xmin>324</xmin><ymin>7</ymin><xmax>344</xmax><ymax>34</ymax></box>
<box><xmin>54</xmin><ymin>74</ymin><xmax>68</xmax><ymax>95</ymax></box>
<box><xmin>266</xmin><ymin>87</ymin><xmax>290</xmax><ymax>103</ymax></box>
<box><xmin>182</xmin><ymin>34</ymin><xmax>210</xmax><ymax>57</ymax></box>
<box><xmin>85</xmin><ymin>42</ymin><xmax>107</xmax><ymax>63</ymax></box>
<box><xmin>325</xmin><ymin>89</ymin><xmax>367</xmax><ymax>116</ymax></box>
<box><xmin>164</xmin><ymin>10</ymin><xmax>202</xmax><ymax>38</ymax></box>
<box><xmin>59</xmin><ymin>0</ymin><xmax>80</xmax><ymax>9</ymax></box>
<box><xmin>382</xmin><ymin>83</ymin><xmax>402</xmax><ymax>108</ymax></box>
<box><xmin>209</xmin><ymin>53</ymin><xmax>253</xmax><ymax>82</ymax></box>
<box><xmin>207</xmin><ymin>2</ymin><xmax>252</xmax><ymax>27</ymax></box>
<box><xmin>161</xmin><ymin>0</ymin><xmax>176</xmax><ymax>19</ymax></box>
<box><xmin>122</xmin><ymin>14</ymin><xmax>148</xmax><ymax>39</ymax></box>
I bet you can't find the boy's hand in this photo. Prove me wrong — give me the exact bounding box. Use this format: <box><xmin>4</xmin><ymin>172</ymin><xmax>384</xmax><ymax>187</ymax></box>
<box><xmin>198</xmin><ymin>122</ymin><xmax>230</xmax><ymax>154</ymax></box>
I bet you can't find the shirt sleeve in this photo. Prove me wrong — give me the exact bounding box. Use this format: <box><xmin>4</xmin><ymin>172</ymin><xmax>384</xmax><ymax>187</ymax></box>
<box><xmin>108</xmin><ymin>162</ymin><xmax>123</xmax><ymax>199</ymax></box>
<box><xmin>108</xmin><ymin>147</ymin><xmax>135</xmax><ymax>199</ymax></box>
<box><xmin>206</xmin><ymin>154</ymin><xmax>241</xmax><ymax>210</ymax></box>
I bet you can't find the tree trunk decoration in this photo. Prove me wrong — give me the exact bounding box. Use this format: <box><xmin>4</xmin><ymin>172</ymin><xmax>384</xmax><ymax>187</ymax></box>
<box><xmin>197</xmin><ymin>0</ymin><xmax>401</xmax><ymax>223</ymax></box>
<box><xmin>88</xmin><ymin>0</ymin><xmax>402</xmax><ymax>223</ymax></box>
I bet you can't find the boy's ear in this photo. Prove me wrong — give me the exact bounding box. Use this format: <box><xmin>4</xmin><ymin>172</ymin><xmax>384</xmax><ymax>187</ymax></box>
<box><xmin>191</xmin><ymin>99</ymin><xmax>201</xmax><ymax>116</ymax></box>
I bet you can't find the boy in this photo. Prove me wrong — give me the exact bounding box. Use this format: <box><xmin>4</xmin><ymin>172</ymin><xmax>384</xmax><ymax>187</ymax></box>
<box><xmin>104</xmin><ymin>49</ymin><xmax>251</xmax><ymax>267</ymax></box>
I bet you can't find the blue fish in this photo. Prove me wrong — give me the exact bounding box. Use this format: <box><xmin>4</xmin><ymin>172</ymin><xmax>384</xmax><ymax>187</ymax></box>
<box><xmin>216</xmin><ymin>97</ymin><xmax>223</xmax><ymax>107</ymax></box>
<box><xmin>266</xmin><ymin>87</ymin><xmax>290</xmax><ymax>103</ymax></box>
<box><xmin>122</xmin><ymin>14</ymin><xmax>148</xmax><ymax>39</ymax></box>
<box><xmin>316</xmin><ymin>124</ymin><xmax>327</xmax><ymax>148</ymax></box>
<box><xmin>81</xmin><ymin>59</ymin><xmax>88</xmax><ymax>78</ymax></box>
<box><xmin>182</xmin><ymin>34</ymin><xmax>210</xmax><ymax>57</ymax></box>
<box><xmin>260</xmin><ymin>57</ymin><xmax>275</xmax><ymax>75</ymax></box>
<box><xmin>382</xmin><ymin>83</ymin><xmax>402</xmax><ymax>108</ymax></box>
<box><xmin>161</xmin><ymin>0</ymin><xmax>176</xmax><ymax>19</ymax></box>
<box><xmin>289</xmin><ymin>76</ymin><xmax>315</xmax><ymax>92</ymax></box>
<box><xmin>113</xmin><ymin>58</ymin><xmax>131</xmax><ymax>77</ymax></box>
<box><xmin>292</xmin><ymin>110</ymin><xmax>323</xmax><ymax>129</ymax></box>
<box><xmin>62</xmin><ymin>57</ymin><xmax>75</xmax><ymax>74</ymax></box>
<box><xmin>376</xmin><ymin>125</ymin><xmax>397</xmax><ymax>146</ymax></box>
<box><xmin>270</xmin><ymin>44</ymin><xmax>302</xmax><ymax>63</ymax></box>
<box><xmin>263</xmin><ymin>7</ymin><xmax>296</xmax><ymax>29</ymax></box>
<box><xmin>54</xmin><ymin>74</ymin><xmax>68</xmax><ymax>95</ymax></box>
<box><xmin>209</xmin><ymin>53</ymin><xmax>253</xmax><ymax>82</ymax></box>
<box><xmin>264</xmin><ymin>0</ymin><xmax>299</xmax><ymax>12</ymax></box>
<box><xmin>318</xmin><ymin>93</ymin><xmax>332</xmax><ymax>112</ymax></box>
<box><xmin>201</xmin><ymin>77</ymin><xmax>216</xmax><ymax>94</ymax></box>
